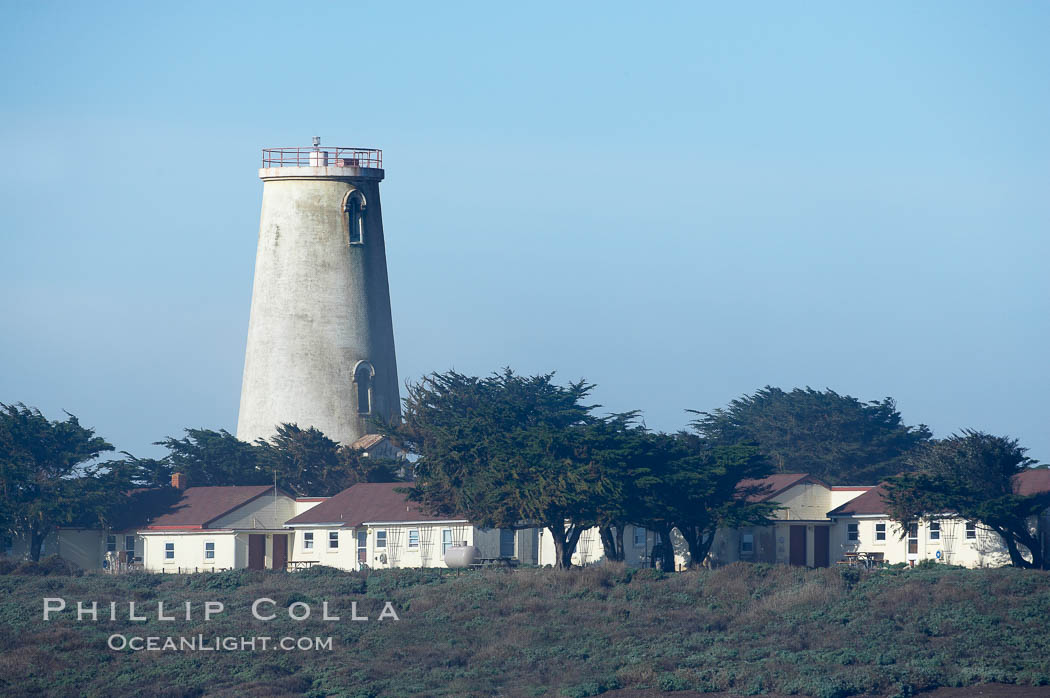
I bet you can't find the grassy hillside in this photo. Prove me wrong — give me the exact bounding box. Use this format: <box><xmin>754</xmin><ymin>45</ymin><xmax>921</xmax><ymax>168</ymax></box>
<box><xmin>0</xmin><ymin>561</ymin><xmax>1048</xmax><ymax>697</ymax></box>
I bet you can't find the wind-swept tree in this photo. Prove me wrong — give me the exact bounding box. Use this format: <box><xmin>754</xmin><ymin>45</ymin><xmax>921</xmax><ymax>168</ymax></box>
<box><xmin>693</xmin><ymin>387</ymin><xmax>932</xmax><ymax>484</ymax></box>
<box><xmin>256</xmin><ymin>423</ymin><xmax>402</xmax><ymax>497</ymax></box>
<box><xmin>585</xmin><ymin>424</ymin><xmax>683</xmax><ymax>565</ymax></box>
<box><xmin>667</xmin><ymin>438</ymin><xmax>778</xmax><ymax>568</ymax></box>
<box><xmin>614</xmin><ymin>430</ymin><xmax>686</xmax><ymax>570</ymax></box>
<box><xmin>390</xmin><ymin>369</ymin><xmax>615</xmax><ymax>569</ymax></box>
<box><xmin>884</xmin><ymin>431</ymin><xmax>1049</xmax><ymax>569</ymax></box>
<box><xmin>0</xmin><ymin>403</ymin><xmax>130</xmax><ymax>560</ymax></box>
<box><xmin>256</xmin><ymin>424</ymin><xmax>342</xmax><ymax>496</ymax></box>
<box><xmin>153</xmin><ymin>428</ymin><xmax>266</xmax><ymax>487</ymax></box>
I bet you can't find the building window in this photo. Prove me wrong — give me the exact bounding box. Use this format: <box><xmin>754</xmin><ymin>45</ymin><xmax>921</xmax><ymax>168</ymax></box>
<box><xmin>204</xmin><ymin>542</ymin><xmax>215</xmax><ymax>560</ymax></box>
<box><xmin>328</xmin><ymin>531</ymin><xmax>339</xmax><ymax>549</ymax></box>
<box><xmin>929</xmin><ymin>522</ymin><xmax>940</xmax><ymax>541</ymax></box>
<box><xmin>164</xmin><ymin>542</ymin><xmax>175</xmax><ymax>560</ymax></box>
<box><xmin>966</xmin><ymin>522</ymin><xmax>977</xmax><ymax>540</ymax></box>
<box><xmin>304</xmin><ymin>532</ymin><xmax>314</xmax><ymax>550</ymax></box>
<box><xmin>442</xmin><ymin>529</ymin><xmax>453</xmax><ymax>557</ymax></box>
<box><xmin>408</xmin><ymin>530</ymin><xmax>419</xmax><ymax>548</ymax></box>
<box><xmin>740</xmin><ymin>533</ymin><xmax>754</xmax><ymax>555</ymax></box>
<box><xmin>847</xmin><ymin>523</ymin><xmax>859</xmax><ymax>542</ymax></box>
<box><xmin>106</xmin><ymin>535</ymin><xmax>117</xmax><ymax>553</ymax></box>
<box><xmin>345</xmin><ymin>190</ymin><xmax>366</xmax><ymax>245</ymax></box>
<box><xmin>633</xmin><ymin>527</ymin><xmax>646</xmax><ymax>547</ymax></box>
<box><xmin>875</xmin><ymin>523</ymin><xmax>886</xmax><ymax>542</ymax></box>
<box><xmin>354</xmin><ymin>361</ymin><xmax>374</xmax><ymax>415</ymax></box>
<box><xmin>376</xmin><ymin>530</ymin><xmax>387</xmax><ymax>548</ymax></box>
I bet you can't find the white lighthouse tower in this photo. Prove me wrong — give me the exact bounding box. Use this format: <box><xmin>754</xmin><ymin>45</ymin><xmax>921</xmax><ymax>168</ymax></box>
<box><xmin>237</xmin><ymin>140</ymin><xmax>400</xmax><ymax>445</ymax></box>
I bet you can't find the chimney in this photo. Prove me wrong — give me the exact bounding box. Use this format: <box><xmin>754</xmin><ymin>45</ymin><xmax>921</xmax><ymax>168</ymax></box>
<box><xmin>171</xmin><ymin>472</ymin><xmax>188</xmax><ymax>491</ymax></box>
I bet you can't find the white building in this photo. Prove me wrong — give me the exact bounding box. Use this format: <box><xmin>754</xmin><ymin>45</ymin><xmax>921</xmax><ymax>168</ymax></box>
<box><xmin>137</xmin><ymin>483</ymin><xmax>307</xmax><ymax>572</ymax></box>
<box><xmin>536</xmin><ymin>470</ymin><xmax>1050</xmax><ymax>570</ymax></box>
<box><xmin>536</xmin><ymin>475</ymin><xmax>872</xmax><ymax>569</ymax></box>
<box><xmin>284</xmin><ymin>482</ymin><xmax>541</xmax><ymax>570</ymax></box>
<box><xmin>707</xmin><ymin>474</ymin><xmax>873</xmax><ymax>568</ymax></box>
<box><xmin>827</xmin><ymin>470</ymin><xmax>1050</xmax><ymax>568</ymax></box>
<box><xmin>8</xmin><ymin>469</ymin><xmax>1048</xmax><ymax>573</ymax></box>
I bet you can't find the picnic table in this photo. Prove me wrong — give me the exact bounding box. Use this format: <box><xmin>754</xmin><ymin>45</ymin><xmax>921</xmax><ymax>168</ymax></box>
<box><xmin>287</xmin><ymin>560</ymin><xmax>320</xmax><ymax>571</ymax></box>
<box><xmin>838</xmin><ymin>551</ymin><xmax>885</xmax><ymax>568</ymax></box>
<box><xmin>469</xmin><ymin>557</ymin><xmax>519</xmax><ymax>569</ymax></box>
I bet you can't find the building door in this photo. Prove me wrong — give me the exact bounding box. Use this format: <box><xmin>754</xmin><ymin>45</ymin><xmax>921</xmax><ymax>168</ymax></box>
<box><xmin>789</xmin><ymin>526</ymin><xmax>807</xmax><ymax>566</ymax></box>
<box><xmin>272</xmin><ymin>534</ymin><xmax>287</xmax><ymax>571</ymax></box>
<box><xmin>248</xmin><ymin>534</ymin><xmax>266</xmax><ymax>570</ymax></box>
<box><xmin>357</xmin><ymin>531</ymin><xmax>368</xmax><ymax>569</ymax></box>
<box><xmin>813</xmin><ymin>526</ymin><xmax>830</xmax><ymax>568</ymax></box>
<box><xmin>499</xmin><ymin>529</ymin><xmax>515</xmax><ymax>558</ymax></box>
<box><xmin>907</xmin><ymin>523</ymin><xmax>919</xmax><ymax>559</ymax></box>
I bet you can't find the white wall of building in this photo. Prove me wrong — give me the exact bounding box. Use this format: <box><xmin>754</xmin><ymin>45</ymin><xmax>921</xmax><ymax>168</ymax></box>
<box><xmin>830</xmin><ymin>516</ymin><xmax>1015</xmax><ymax>567</ymax></box>
<box><xmin>288</xmin><ymin>521</ymin><xmax>475</xmax><ymax>571</ymax></box>
<box><xmin>294</xmin><ymin>499</ymin><xmax>327</xmax><ymax>516</ymax></box>
<box><xmin>141</xmin><ymin>531</ymin><xmax>239</xmax><ymax>572</ymax></box>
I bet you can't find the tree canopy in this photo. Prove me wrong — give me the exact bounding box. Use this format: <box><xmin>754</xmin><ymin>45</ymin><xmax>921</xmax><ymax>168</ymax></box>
<box><xmin>692</xmin><ymin>387</ymin><xmax>932</xmax><ymax>485</ymax></box>
<box><xmin>389</xmin><ymin>369</ymin><xmax>783</xmax><ymax>569</ymax></box>
<box><xmin>151</xmin><ymin>428</ymin><xmax>265</xmax><ymax>487</ymax></box>
<box><xmin>390</xmin><ymin>369</ymin><xmax>619</xmax><ymax>568</ymax></box>
<box><xmin>0</xmin><ymin>403</ymin><xmax>130</xmax><ymax>560</ymax></box>
<box><xmin>255</xmin><ymin>423</ymin><xmax>402</xmax><ymax>497</ymax></box>
<box><xmin>133</xmin><ymin>425</ymin><xmax>402</xmax><ymax>495</ymax></box>
<box><xmin>662</xmin><ymin>433</ymin><xmax>778</xmax><ymax>568</ymax></box>
<box><xmin>884</xmin><ymin>431</ymin><xmax>1048</xmax><ymax>569</ymax></box>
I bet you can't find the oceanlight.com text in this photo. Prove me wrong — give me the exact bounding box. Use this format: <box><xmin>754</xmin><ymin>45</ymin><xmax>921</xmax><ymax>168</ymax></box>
<box><xmin>107</xmin><ymin>634</ymin><xmax>334</xmax><ymax>652</ymax></box>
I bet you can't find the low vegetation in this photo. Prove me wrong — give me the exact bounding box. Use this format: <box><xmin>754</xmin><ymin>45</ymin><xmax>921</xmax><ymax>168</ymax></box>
<box><xmin>1</xmin><ymin>561</ymin><xmax>1048</xmax><ymax>697</ymax></box>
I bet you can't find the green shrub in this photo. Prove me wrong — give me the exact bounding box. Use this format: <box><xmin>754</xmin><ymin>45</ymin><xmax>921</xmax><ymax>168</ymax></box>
<box><xmin>0</xmin><ymin>564</ymin><xmax>1047</xmax><ymax>696</ymax></box>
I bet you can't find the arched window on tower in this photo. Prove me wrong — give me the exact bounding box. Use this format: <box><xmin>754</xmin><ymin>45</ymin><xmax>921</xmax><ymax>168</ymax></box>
<box><xmin>344</xmin><ymin>190</ymin><xmax>366</xmax><ymax>245</ymax></box>
<box><xmin>354</xmin><ymin>361</ymin><xmax>374</xmax><ymax>415</ymax></box>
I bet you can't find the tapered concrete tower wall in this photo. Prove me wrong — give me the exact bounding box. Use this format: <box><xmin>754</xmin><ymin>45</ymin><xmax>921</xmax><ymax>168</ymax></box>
<box><xmin>237</xmin><ymin>148</ymin><xmax>399</xmax><ymax>445</ymax></box>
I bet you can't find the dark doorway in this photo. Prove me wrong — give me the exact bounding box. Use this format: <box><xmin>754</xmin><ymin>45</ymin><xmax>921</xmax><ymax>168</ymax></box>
<box><xmin>813</xmin><ymin>526</ymin><xmax>830</xmax><ymax>568</ymax></box>
<box><xmin>248</xmin><ymin>534</ymin><xmax>266</xmax><ymax>570</ymax></box>
<box><xmin>789</xmin><ymin>526</ymin><xmax>807</xmax><ymax>566</ymax></box>
<box><xmin>272</xmin><ymin>535</ymin><xmax>287</xmax><ymax>571</ymax></box>
<box><xmin>499</xmin><ymin>529</ymin><xmax>515</xmax><ymax>558</ymax></box>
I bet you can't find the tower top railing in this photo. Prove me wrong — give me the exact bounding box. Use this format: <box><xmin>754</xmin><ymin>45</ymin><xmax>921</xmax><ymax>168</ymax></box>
<box><xmin>262</xmin><ymin>147</ymin><xmax>383</xmax><ymax>169</ymax></box>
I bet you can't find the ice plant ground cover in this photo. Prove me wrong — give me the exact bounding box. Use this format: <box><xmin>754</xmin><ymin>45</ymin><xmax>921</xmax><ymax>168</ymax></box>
<box><xmin>0</xmin><ymin>559</ymin><xmax>1048</xmax><ymax>697</ymax></box>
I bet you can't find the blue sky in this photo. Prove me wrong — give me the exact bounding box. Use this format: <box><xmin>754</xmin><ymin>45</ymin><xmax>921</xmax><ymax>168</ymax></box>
<box><xmin>1</xmin><ymin>2</ymin><xmax>1047</xmax><ymax>467</ymax></box>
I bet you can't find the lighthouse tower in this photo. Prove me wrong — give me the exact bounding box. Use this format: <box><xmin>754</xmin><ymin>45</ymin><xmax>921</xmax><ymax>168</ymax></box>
<box><xmin>237</xmin><ymin>140</ymin><xmax>399</xmax><ymax>445</ymax></box>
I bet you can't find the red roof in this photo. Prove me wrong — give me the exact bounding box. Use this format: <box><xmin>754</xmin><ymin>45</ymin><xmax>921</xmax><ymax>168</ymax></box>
<box><xmin>285</xmin><ymin>482</ymin><xmax>460</xmax><ymax>527</ymax></box>
<box><xmin>828</xmin><ymin>485</ymin><xmax>889</xmax><ymax>516</ymax></box>
<box><xmin>829</xmin><ymin>471</ymin><xmax>1050</xmax><ymax>517</ymax></box>
<box><xmin>145</xmin><ymin>486</ymin><xmax>278</xmax><ymax>529</ymax></box>
<box><xmin>1014</xmin><ymin>469</ymin><xmax>1050</xmax><ymax>496</ymax></box>
<box><xmin>737</xmin><ymin>473</ymin><xmax>828</xmax><ymax>503</ymax></box>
